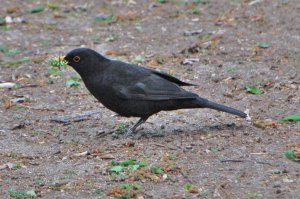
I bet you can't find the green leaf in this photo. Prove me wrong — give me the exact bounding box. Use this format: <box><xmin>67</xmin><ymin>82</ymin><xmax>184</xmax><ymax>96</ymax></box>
<box><xmin>284</xmin><ymin>149</ymin><xmax>300</xmax><ymax>162</ymax></box>
<box><xmin>105</xmin><ymin>35</ymin><xmax>115</xmax><ymax>42</ymax></box>
<box><xmin>8</xmin><ymin>189</ymin><xmax>36</xmax><ymax>197</ymax></box>
<box><xmin>110</xmin><ymin>160</ymin><xmax>118</xmax><ymax>166</ymax></box>
<box><xmin>0</xmin><ymin>47</ymin><xmax>21</xmax><ymax>56</ymax></box>
<box><xmin>12</xmin><ymin>162</ymin><xmax>22</xmax><ymax>170</ymax></box>
<box><xmin>95</xmin><ymin>15</ymin><xmax>114</xmax><ymax>24</ymax></box>
<box><xmin>121</xmin><ymin>193</ymin><xmax>130</xmax><ymax>199</ymax></box>
<box><xmin>65</xmin><ymin>76</ymin><xmax>81</xmax><ymax>88</ymax></box>
<box><xmin>208</xmin><ymin>146</ymin><xmax>218</xmax><ymax>152</ymax></box>
<box><xmin>219</xmin><ymin>157</ymin><xmax>225</xmax><ymax>161</ymax></box>
<box><xmin>193</xmin><ymin>0</ymin><xmax>209</xmax><ymax>4</ymax></box>
<box><xmin>26</xmin><ymin>190</ymin><xmax>37</xmax><ymax>197</ymax></box>
<box><xmin>48</xmin><ymin>67</ymin><xmax>61</xmax><ymax>77</ymax></box>
<box><xmin>47</xmin><ymin>2</ymin><xmax>59</xmax><ymax>10</ymax></box>
<box><xmin>151</xmin><ymin>166</ymin><xmax>163</xmax><ymax>174</ymax></box>
<box><xmin>256</xmin><ymin>42</ymin><xmax>269</xmax><ymax>48</ymax></box>
<box><xmin>120</xmin><ymin>159</ymin><xmax>136</xmax><ymax>166</ymax></box>
<box><xmin>94</xmin><ymin>189</ymin><xmax>102</xmax><ymax>194</ymax></box>
<box><xmin>183</xmin><ymin>183</ymin><xmax>193</xmax><ymax>190</ymax></box>
<box><xmin>157</xmin><ymin>0</ymin><xmax>167</xmax><ymax>3</ymax></box>
<box><xmin>245</xmin><ymin>191</ymin><xmax>263</xmax><ymax>198</ymax></box>
<box><xmin>129</xmin><ymin>164</ymin><xmax>140</xmax><ymax>171</ymax></box>
<box><xmin>1</xmin><ymin>57</ymin><xmax>29</xmax><ymax>66</ymax></box>
<box><xmin>120</xmin><ymin>183</ymin><xmax>132</xmax><ymax>190</ymax></box>
<box><xmin>28</xmin><ymin>5</ymin><xmax>45</xmax><ymax>13</ymax></box>
<box><xmin>0</xmin><ymin>17</ymin><xmax>5</xmax><ymax>25</ymax></box>
<box><xmin>109</xmin><ymin>165</ymin><xmax>124</xmax><ymax>173</ymax></box>
<box><xmin>135</xmin><ymin>21</ymin><xmax>142</xmax><ymax>32</ymax></box>
<box><xmin>133</xmin><ymin>183</ymin><xmax>142</xmax><ymax>190</ymax></box>
<box><xmin>280</xmin><ymin>114</ymin><xmax>300</xmax><ymax>123</ymax></box>
<box><xmin>284</xmin><ymin>149</ymin><xmax>294</xmax><ymax>159</ymax></box>
<box><xmin>138</xmin><ymin>161</ymin><xmax>147</xmax><ymax>167</ymax></box>
<box><xmin>117</xmin><ymin>123</ymin><xmax>126</xmax><ymax>131</ymax></box>
<box><xmin>48</xmin><ymin>56</ymin><xmax>68</xmax><ymax>68</ymax></box>
<box><xmin>130</xmin><ymin>55</ymin><xmax>144</xmax><ymax>64</ymax></box>
<box><xmin>245</xmin><ymin>85</ymin><xmax>262</xmax><ymax>95</ymax></box>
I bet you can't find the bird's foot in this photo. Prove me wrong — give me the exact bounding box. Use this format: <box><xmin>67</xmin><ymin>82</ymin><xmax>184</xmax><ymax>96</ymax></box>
<box><xmin>124</xmin><ymin>128</ymin><xmax>134</xmax><ymax>137</ymax></box>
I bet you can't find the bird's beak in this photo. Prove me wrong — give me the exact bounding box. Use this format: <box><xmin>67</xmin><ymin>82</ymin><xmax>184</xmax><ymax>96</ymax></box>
<box><xmin>58</xmin><ymin>55</ymin><xmax>67</xmax><ymax>70</ymax></box>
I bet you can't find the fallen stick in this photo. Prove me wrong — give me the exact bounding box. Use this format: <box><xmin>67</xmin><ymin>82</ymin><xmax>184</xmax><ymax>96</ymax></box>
<box><xmin>220</xmin><ymin>158</ymin><xmax>272</xmax><ymax>166</ymax></box>
<box><xmin>51</xmin><ymin>111</ymin><xmax>102</xmax><ymax>124</ymax></box>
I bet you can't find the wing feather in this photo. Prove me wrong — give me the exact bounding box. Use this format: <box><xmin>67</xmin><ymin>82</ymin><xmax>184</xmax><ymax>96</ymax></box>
<box><xmin>114</xmin><ymin>74</ymin><xmax>198</xmax><ymax>101</ymax></box>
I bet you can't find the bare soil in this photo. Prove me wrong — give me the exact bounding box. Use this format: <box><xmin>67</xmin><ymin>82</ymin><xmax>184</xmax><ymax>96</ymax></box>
<box><xmin>1</xmin><ymin>0</ymin><xmax>300</xmax><ymax>198</ymax></box>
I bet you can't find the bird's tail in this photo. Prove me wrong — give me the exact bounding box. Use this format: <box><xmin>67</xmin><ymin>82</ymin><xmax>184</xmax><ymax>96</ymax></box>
<box><xmin>201</xmin><ymin>99</ymin><xmax>247</xmax><ymax>118</ymax></box>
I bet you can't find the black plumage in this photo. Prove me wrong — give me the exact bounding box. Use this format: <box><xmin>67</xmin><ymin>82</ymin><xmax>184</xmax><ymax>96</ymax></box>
<box><xmin>64</xmin><ymin>48</ymin><xmax>246</xmax><ymax>135</ymax></box>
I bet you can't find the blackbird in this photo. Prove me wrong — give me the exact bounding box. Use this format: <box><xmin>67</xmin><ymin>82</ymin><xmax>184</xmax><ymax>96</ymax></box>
<box><xmin>64</xmin><ymin>48</ymin><xmax>247</xmax><ymax>136</ymax></box>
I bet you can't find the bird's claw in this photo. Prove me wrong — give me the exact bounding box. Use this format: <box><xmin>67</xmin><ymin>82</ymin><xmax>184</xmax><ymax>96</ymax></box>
<box><xmin>124</xmin><ymin>129</ymin><xmax>133</xmax><ymax>137</ymax></box>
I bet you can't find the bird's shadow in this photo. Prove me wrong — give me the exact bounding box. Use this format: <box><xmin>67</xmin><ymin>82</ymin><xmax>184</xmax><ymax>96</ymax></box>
<box><xmin>130</xmin><ymin>122</ymin><xmax>249</xmax><ymax>139</ymax></box>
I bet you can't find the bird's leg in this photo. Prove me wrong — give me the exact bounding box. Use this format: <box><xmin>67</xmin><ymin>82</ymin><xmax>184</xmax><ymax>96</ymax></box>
<box><xmin>125</xmin><ymin>117</ymin><xmax>147</xmax><ymax>137</ymax></box>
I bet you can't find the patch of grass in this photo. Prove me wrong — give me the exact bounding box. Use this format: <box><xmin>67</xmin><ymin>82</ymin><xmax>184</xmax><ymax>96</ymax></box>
<box><xmin>48</xmin><ymin>56</ymin><xmax>68</xmax><ymax>68</ymax></box>
<box><xmin>134</xmin><ymin>20</ymin><xmax>142</xmax><ymax>32</ymax></box>
<box><xmin>47</xmin><ymin>2</ymin><xmax>59</xmax><ymax>10</ymax></box>
<box><xmin>9</xmin><ymin>153</ymin><xmax>17</xmax><ymax>159</ymax></box>
<box><xmin>0</xmin><ymin>57</ymin><xmax>29</xmax><ymax>66</ymax></box>
<box><xmin>94</xmin><ymin>35</ymin><xmax>101</xmax><ymax>42</ymax></box>
<box><xmin>120</xmin><ymin>159</ymin><xmax>136</xmax><ymax>166</ymax></box>
<box><xmin>0</xmin><ymin>46</ymin><xmax>21</xmax><ymax>56</ymax></box>
<box><xmin>225</xmin><ymin>66</ymin><xmax>236</xmax><ymax>73</ymax></box>
<box><xmin>95</xmin><ymin>15</ymin><xmax>114</xmax><ymax>24</ymax></box>
<box><xmin>63</xmin><ymin>169</ymin><xmax>78</xmax><ymax>175</ymax></box>
<box><xmin>65</xmin><ymin>76</ymin><xmax>81</xmax><ymax>88</ymax></box>
<box><xmin>150</xmin><ymin>165</ymin><xmax>164</xmax><ymax>174</ymax></box>
<box><xmin>120</xmin><ymin>193</ymin><xmax>130</xmax><ymax>199</ymax></box>
<box><xmin>117</xmin><ymin>123</ymin><xmax>126</xmax><ymax>131</ymax></box>
<box><xmin>94</xmin><ymin>188</ymin><xmax>102</xmax><ymax>195</ymax></box>
<box><xmin>207</xmin><ymin>146</ymin><xmax>218</xmax><ymax>152</ymax></box>
<box><xmin>109</xmin><ymin>159</ymin><xmax>147</xmax><ymax>174</ymax></box>
<box><xmin>256</xmin><ymin>42</ymin><xmax>269</xmax><ymax>49</ymax></box>
<box><xmin>1</xmin><ymin>25</ymin><xmax>10</xmax><ymax>31</ymax></box>
<box><xmin>32</xmin><ymin>131</ymin><xmax>41</xmax><ymax>137</ymax></box>
<box><xmin>12</xmin><ymin>162</ymin><xmax>22</xmax><ymax>170</ymax></box>
<box><xmin>188</xmin><ymin>8</ymin><xmax>201</xmax><ymax>15</ymax></box>
<box><xmin>284</xmin><ymin>149</ymin><xmax>300</xmax><ymax>162</ymax></box>
<box><xmin>198</xmin><ymin>33</ymin><xmax>211</xmax><ymax>40</ymax></box>
<box><xmin>61</xmin><ymin>169</ymin><xmax>78</xmax><ymax>179</ymax></box>
<box><xmin>157</xmin><ymin>0</ymin><xmax>168</xmax><ymax>3</ymax></box>
<box><xmin>109</xmin><ymin>165</ymin><xmax>124</xmax><ymax>174</ymax></box>
<box><xmin>218</xmin><ymin>157</ymin><xmax>225</xmax><ymax>161</ymax></box>
<box><xmin>8</xmin><ymin>189</ymin><xmax>36</xmax><ymax>198</ymax></box>
<box><xmin>245</xmin><ymin>191</ymin><xmax>263</xmax><ymax>198</ymax></box>
<box><xmin>245</xmin><ymin>85</ymin><xmax>262</xmax><ymax>95</ymax></box>
<box><xmin>120</xmin><ymin>183</ymin><xmax>142</xmax><ymax>190</ymax></box>
<box><xmin>105</xmin><ymin>35</ymin><xmax>116</xmax><ymax>42</ymax></box>
<box><xmin>130</xmin><ymin>55</ymin><xmax>144</xmax><ymax>64</ymax></box>
<box><xmin>50</xmin><ymin>127</ymin><xmax>59</xmax><ymax>136</ymax></box>
<box><xmin>183</xmin><ymin>183</ymin><xmax>198</xmax><ymax>193</ymax></box>
<box><xmin>47</xmin><ymin>56</ymin><xmax>67</xmax><ymax>83</ymax></box>
<box><xmin>169</xmin><ymin>10</ymin><xmax>182</xmax><ymax>18</ymax></box>
<box><xmin>192</xmin><ymin>0</ymin><xmax>209</xmax><ymax>4</ymax></box>
<box><xmin>280</xmin><ymin>114</ymin><xmax>300</xmax><ymax>123</ymax></box>
<box><xmin>0</xmin><ymin>16</ymin><xmax>5</xmax><ymax>25</ymax></box>
<box><xmin>28</xmin><ymin>5</ymin><xmax>45</xmax><ymax>14</ymax></box>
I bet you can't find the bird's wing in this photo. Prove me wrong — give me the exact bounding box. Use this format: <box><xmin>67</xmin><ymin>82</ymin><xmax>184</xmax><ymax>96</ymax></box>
<box><xmin>114</xmin><ymin>74</ymin><xmax>198</xmax><ymax>101</ymax></box>
<box><xmin>151</xmin><ymin>70</ymin><xmax>196</xmax><ymax>86</ymax></box>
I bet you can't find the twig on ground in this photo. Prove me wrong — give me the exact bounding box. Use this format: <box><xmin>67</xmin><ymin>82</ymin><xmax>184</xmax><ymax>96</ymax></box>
<box><xmin>51</xmin><ymin>111</ymin><xmax>102</xmax><ymax>124</ymax></box>
<box><xmin>221</xmin><ymin>159</ymin><xmax>272</xmax><ymax>166</ymax></box>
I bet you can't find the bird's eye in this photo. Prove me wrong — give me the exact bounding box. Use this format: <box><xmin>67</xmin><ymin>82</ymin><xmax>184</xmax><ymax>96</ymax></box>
<box><xmin>73</xmin><ymin>56</ymin><xmax>80</xmax><ymax>62</ymax></box>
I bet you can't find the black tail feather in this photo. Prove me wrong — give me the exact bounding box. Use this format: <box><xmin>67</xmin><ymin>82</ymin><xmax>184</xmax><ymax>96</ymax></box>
<box><xmin>204</xmin><ymin>100</ymin><xmax>247</xmax><ymax>118</ymax></box>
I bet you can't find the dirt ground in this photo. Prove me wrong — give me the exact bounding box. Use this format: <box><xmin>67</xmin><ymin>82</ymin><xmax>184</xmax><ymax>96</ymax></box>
<box><xmin>1</xmin><ymin>0</ymin><xmax>300</xmax><ymax>198</ymax></box>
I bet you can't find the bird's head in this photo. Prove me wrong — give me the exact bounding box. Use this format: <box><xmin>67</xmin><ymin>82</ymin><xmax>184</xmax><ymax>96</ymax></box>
<box><xmin>64</xmin><ymin>48</ymin><xmax>108</xmax><ymax>75</ymax></box>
